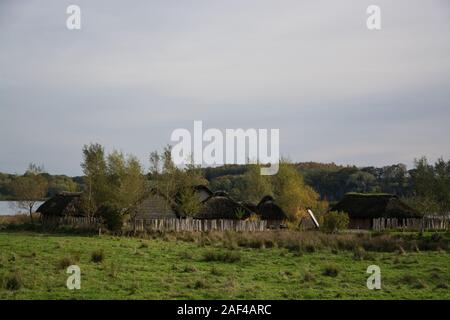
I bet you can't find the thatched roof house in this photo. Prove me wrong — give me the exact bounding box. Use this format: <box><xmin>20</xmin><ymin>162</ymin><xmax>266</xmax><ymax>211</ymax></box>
<box><xmin>36</xmin><ymin>192</ymin><xmax>86</xmax><ymax>217</ymax></box>
<box><xmin>194</xmin><ymin>185</ymin><xmax>213</xmax><ymax>203</ymax></box>
<box><xmin>133</xmin><ymin>185</ymin><xmax>213</xmax><ymax>220</ymax></box>
<box><xmin>331</xmin><ymin>193</ymin><xmax>421</xmax><ymax>229</ymax></box>
<box><xmin>132</xmin><ymin>192</ymin><xmax>177</xmax><ymax>220</ymax></box>
<box><xmin>196</xmin><ymin>191</ymin><xmax>253</xmax><ymax>220</ymax></box>
<box><xmin>257</xmin><ymin>196</ymin><xmax>287</xmax><ymax>221</ymax></box>
<box><xmin>239</xmin><ymin>200</ymin><xmax>258</xmax><ymax>214</ymax></box>
<box><xmin>256</xmin><ymin>196</ymin><xmax>288</xmax><ymax>228</ymax></box>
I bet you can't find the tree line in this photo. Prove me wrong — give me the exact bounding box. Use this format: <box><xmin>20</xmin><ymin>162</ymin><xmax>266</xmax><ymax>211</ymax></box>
<box><xmin>1</xmin><ymin>145</ymin><xmax>449</xmax><ymax>223</ymax></box>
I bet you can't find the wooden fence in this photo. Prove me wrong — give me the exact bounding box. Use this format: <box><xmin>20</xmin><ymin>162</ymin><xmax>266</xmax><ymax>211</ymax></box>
<box><xmin>132</xmin><ymin>218</ymin><xmax>267</xmax><ymax>232</ymax></box>
<box><xmin>372</xmin><ymin>217</ymin><xmax>449</xmax><ymax>231</ymax></box>
<box><xmin>41</xmin><ymin>216</ymin><xmax>99</xmax><ymax>228</ymax></box>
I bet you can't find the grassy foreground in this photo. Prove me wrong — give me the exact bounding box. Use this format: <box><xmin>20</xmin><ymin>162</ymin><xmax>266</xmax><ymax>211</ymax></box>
<box><xmin>0</xmin><ymin>232</ymin><xmax>449</xmax><ymax>299</ymax></box>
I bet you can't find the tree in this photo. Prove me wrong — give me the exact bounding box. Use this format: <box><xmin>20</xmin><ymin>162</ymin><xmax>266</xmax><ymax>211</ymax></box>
<box><xmin>80</xmin><ymin>143</ymin><xmax>109</xmax><ymax>217</ymax></box>
<box><xmin>410</xmin><ymin>157</ymin><xmax>435</xmax><ymax>198</ymax></box>
<box><xmin>176</xmin><ymin>187</ymin><xmax>202</xmax><ymax>217</ymax></box>
<box><xmin>408</xmin><ymin>156</ymin><xmax>450</xmax><ymax>216</ymax></box>
<box><xmin>321</xmin><ymin>211</ymin><xmax>349</xmax><ymax>233</ymax></box>
<box><xmin>97</xmin><ymin>203</ymin><xmax>123</xmax><ymax>232</ymax></box>
<box><xmin>433</xmin><ymin>158</ymin><xmax>450</xmax><ymax>215</ymax></box>
<box><xmin>106</xmin><ymin>150</ymin><xmax>147</xmax><ymax>213</ymax></box>
<box><xmin>270</xmin><ymin>160</ymin><xmax>321</xmax><ymax>221</ymax></box>
<box><xmin>149</xmin><ymin>147</ymin><xmax>207</xmax><ymax>217</ymax></box>
<box><xmin>242</xmin><ymin>164</ymin><xmax>273</xmax><ymax>203</ymax></box>
<box><xmin>10</xmin><ymin>164</ymin><xmax>48</xmax><ymax>222</ymax></box>
<box><xmin>149</xmin><ymin>151</ymin><xmax>161</xmax><ymax>177</ymax></box>
<box><xmin>346</xmin><ymin>171</ymin><xmax>377</xmax><ymax>193</ymax></box>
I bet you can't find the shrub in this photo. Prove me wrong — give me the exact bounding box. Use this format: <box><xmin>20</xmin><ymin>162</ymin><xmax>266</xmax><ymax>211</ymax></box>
<box><xmin>179</xmin><ymin>251</ymin><xmax>194</xmax><ymax>260</ymax></box>
<box><xmin>4</xmin><ymin>273</ymin><xmax>22</xmax><ymax>291</ymax></box>
<box><xmin>353</xmin><ymin>246</ymin><xmax>373</xmax><ymax>260</ymax></box>
<box><xmin>202</xmin><ymin>250</ymin><xmax>241</xmax><ymax>263</ymax></box>
<box><xmin>321</xmin><ymin>211</ymin><xmax>349</xmax><ymax>233</ymax></box>
<box><xmin>264</xmin><ymin>239</ymin><xmax>275</xmax><ymax>248</ymax></box>
<box><xmin>91</xmin><ymin>250</ymin><xmax>104</xmax><ymax>263</ymax></box>
<box><xmin>285</xmin><ymin>241</ymin><xmax>302</xmax><ymax>253</ymax></box>
<box><xmin>302</xmin><ymin>271</ymin><xmax>315</xmax><ymax>283</ymax></box>
<box><xmin>183</xmin><ymin>265</ymin><xmax>198</xmax><ymax>273</ymax></box>
<box><xmin>435</xmin><ymin>283</ymin><xmax>449</xmax><ymax>289</ymax></box>
<box><xmin>304</xmin><ymin>244</ymin><xmax>316</xmax><ymax>253</ymax></box>
<box><xmin>138</xmin><ymin>241</ymin><xmax>149</xmax><ymax>249</ymax></box>
<box><xmin>430</xmin><ymin>233</ymin><xmax>444</xmax><ymax>242</ymax></box>
<box><xmin>400</xmin><ymin>274</ymin><xmax>427</xmax><ymax>289</ymax></box>
<box><xmin>322</xmin><ymin>264</ymin><xmax>339</xmax><ymax>277</ymax></box>
<box><xmin>97</xmin><ymin>203</ymin><xmax>123</xmax><ymax>232</ymax></box>
<box><xmin>191</xmin><ymin>279</ymin><xmax>207</xmax><ymax>289</ymax></box>
<box><xmin>57</xmin><ymin>257</ymin><xmax>75</xmax><ymax>270</ymax></box>
<box><xmin>108</xmin><ymin>262</ymin><xmax>119</xmax><ymax>278</ymax></box>
<box><xmin>210</xmin><ymin>266</ymin><xmax>224</xmax><ymax>276</ymax></box>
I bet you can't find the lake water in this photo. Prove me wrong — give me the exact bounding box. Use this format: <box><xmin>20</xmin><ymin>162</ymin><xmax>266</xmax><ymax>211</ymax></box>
<box><xmin>0</xmin><ymin>201</ymin><xmax>44</xmax><ymax>215</ymax></box>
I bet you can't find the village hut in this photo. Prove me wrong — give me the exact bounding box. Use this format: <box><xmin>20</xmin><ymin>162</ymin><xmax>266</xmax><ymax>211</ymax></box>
<box><xmin>196</xmin><ymin>191</ymin><xmax>253</xmax><ymax>220</ymax></box>
<box><xmin>331</xmin><ymin>193</ymin><xmax>421</xmax><ymax>229</ymax></box>
<box><xmin>131</xmin><ymin>192</ymin><xmax>177</xmax><ymax>220</ymax></box>
<box><xmin>239</xmin><ymin>200</ymin><xmax>258</xmax><ymax>215</ymax></box>
<box><xmin>256</xmin><ymin>195</ymin><xmax>288</xmax><ymax>228</ymax></box>
<box><xmin>36</xmin><ymin>192</ymin><xmax>86</xmax><ymax>218</ymax></box>
<box><xmin>193</xmin><ymin>185</ymin><xmax>213</xmax><ymax>203</ymax></box>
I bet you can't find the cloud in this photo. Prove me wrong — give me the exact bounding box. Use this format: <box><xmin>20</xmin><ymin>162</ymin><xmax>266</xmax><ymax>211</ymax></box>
<box><xmin>0</xmin><ymin>0</ymin><xmax>449</xmax><ymax>175</ymax></box>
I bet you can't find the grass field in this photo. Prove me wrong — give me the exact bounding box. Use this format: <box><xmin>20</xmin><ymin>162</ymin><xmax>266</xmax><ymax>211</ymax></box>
<box><xmin>0</xmin><ymin>231</ymin><xmax>449</xmax><ymax>299</ymax></box>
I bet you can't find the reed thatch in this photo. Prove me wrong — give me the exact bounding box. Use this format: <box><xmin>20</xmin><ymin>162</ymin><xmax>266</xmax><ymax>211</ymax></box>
<box><xmin>36</xmin><ymin>192</ymin><xmax>86</xmax><ymax>217</ymax></box>
<box><xmin>132</xmin><ymin>192</ymin><xmax>177</xmax><ymax>220</ymax></box>
<box><xmin>256</xmin><ymin>195</ymin><xmax>288</xmax><ymax>220</ymax></box>
<box><xmin>239</xmin><ymin>200</ymin><xmax>258</xmax><ymax>214</ymax></box>
<box><xmin>194</xmin><ymin>185</ymin><xmax>213</xmax><ymax>203</ymax></box>
<box><xmin>331</xmin><ymin>193</ymin><xmax>420</xmax><ymax>219</ymax></box>
<box><xmin>196</xmin><ymin>194</ymin><xmax>253</xmax><ymax>220</ymax></box>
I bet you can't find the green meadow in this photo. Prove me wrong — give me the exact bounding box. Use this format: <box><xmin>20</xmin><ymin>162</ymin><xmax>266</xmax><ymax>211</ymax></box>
<box><xmin>0</xmin><ymin>231</ymin><xmax>449</xmax><ymax>299</ymax></box>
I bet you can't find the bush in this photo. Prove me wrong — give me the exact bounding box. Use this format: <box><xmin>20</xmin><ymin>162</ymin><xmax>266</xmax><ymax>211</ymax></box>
<box><xmin>202</xmin><ymin>250</ymin><xmax>241</xmax><ymax>263</ymax></box>
<box><xmin>321</xmin><ymin>211</ymin><xmax>349</xmax><ymax>233</ymax></box>
<box><xmin>322</xmin><ymin>264</ymin><xmax>339</xmax><ymax>277</ymax></box>
<box><xmin>353</xmin><ymin>246</ymin><xmax>373</xmax><ymax>260</ymax></box>
<box><xmin>4</xmin><ymin>273</ymin><xmax>22</xmax><ymax>291</ymax></box>
<box><xmin>436</xmin><ymin>283</ymin><xmax>449</xmax><ymax>289</ymax></box>
<box><xmin>210</xmin><ymin>266</ymin><xmax>224</xmax><ymax>276</ymax></box>
<box><xmin>302</xmin><ymin>271</ymin><xmax>315</xmax><ymax>283</ymax></box>
<box><xmin>97</xmin><ymin>203</ymin><xmax>123</xmax><ymax>232</ymax></box>
<box><xmin>191</xmin><ymin>279</ymin><xmax>207</xmax><ymax>289</ymax></box>
<box><xmin>183</xmin><ymin>265</ymin><xmax>198</xmax><ymax>273</ymax></box>
<box><xmin>58</xmin><ymin>257</ymin><xmax>75</xmax><ymax>270</ymax></box>
<box><xmin>91</xmin><ymin>250</ymin><xmax>104</xmax><ymax>263</ymax></box>
<box><xmin>400</xmin><ymin>274</ymin><xmax>427</xmax><ymax>289</ymax></box>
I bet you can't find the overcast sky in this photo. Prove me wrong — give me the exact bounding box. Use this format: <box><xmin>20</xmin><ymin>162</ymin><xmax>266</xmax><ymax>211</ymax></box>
<box><xmin>1</xmin><ymin>0</ymin><xmax>449</xmax><ymax>176</ymax></box>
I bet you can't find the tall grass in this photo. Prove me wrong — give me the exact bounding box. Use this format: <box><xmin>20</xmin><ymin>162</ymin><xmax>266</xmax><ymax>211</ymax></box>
<box><xmin>169</xmin><ymin>230</ymin><xmax>450</xmax><ymax>253</ymax></box>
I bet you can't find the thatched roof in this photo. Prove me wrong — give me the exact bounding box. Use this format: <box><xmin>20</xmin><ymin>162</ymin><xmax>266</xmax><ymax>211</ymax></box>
<box><xmin>257</xmin><ymin>196</ymin><xmax>287</xmax><ymax>220</ymax></box>
<box><xmin>194</xmin><ymin>185</ymin><xmax>213</xmax><ymax>203</ymax></box>
<box><xmin>36</xmin><ymin>192</ymin><xmax>86</xmax><ymax>217</ymax></box>
<box><xmin>213</xmin><ymin>190</ymin><xmax>229</xmax><ymax>197</ymax></box>
<box><xmin>196</xmin><ymin>195</ymin><xmax>253</xmax><ymax>220</ymax></box>
<box><xmin>239</xmin><ymin>200</ymin><xmax>258</xmax><ymax>214</ymax></box>
<box><xmin>132</xmin><ymin>192</ymin><xmax>177</xmax><ymax>220</ymax></box>
<box><xmin>331</xmin><ymin>193</ymin><xmax>421</xmax><ymax>219</ymax></box>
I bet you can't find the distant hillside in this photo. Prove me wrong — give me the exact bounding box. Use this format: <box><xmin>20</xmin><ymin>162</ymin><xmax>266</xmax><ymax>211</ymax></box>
<box><xmin>0</xmin><ymin>161</ymin><xmax>414</xmax><ymax>202</ymax></box>
<box><xmin>0</xmin><ymin>172</ymin><xmax>83</xmax><ymax>200</ymax></box>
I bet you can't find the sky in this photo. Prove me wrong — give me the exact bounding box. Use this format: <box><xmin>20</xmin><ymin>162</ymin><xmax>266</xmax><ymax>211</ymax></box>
<box><xmin>1</xmin><ymin>0</ymin><xmax>449</xmax><ymax>176</ymax></box>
